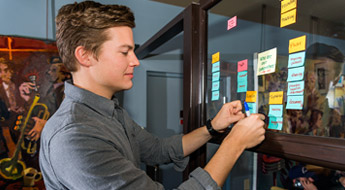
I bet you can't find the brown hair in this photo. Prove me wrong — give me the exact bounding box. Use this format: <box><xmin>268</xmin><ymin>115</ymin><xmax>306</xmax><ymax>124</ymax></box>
<box><xmin>56</xmin><ymin>1</ymin><xmax>135</xmax><ymax>72</ymax></box>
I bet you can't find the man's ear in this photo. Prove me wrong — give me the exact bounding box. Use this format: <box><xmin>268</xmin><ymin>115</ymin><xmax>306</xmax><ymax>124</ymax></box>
<box><xmin>75</xmin><ymin>46</ymin><xmax>92</xmax><ymax>67</ymax></box>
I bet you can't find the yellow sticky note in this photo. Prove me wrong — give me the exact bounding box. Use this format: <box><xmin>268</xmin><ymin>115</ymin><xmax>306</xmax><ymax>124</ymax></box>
<box><xmin>289</xmin><ymin>35</ymin><xmax>306</xmax><ymax>54</ymax></box>
<box><xmin>281</xmin><ymin>0</ymin><xmax>297</xmax><ymax>13</ymax></box>
<box><xmin>212</xmin><ymin>52</ymin><xmax>220</xmax><ymax>63</ymax></box>
<box><xmin>269</xmin><ymin>91</ymin><xmax>284</xmax><ymax>105</ymax></box>
<box><xmin>281</xmin><ymin>9</ymin><xmax>297</xmax><ymax>28</ymax></box>
<box><xmin>246</xmin><ymin>91</ymin><xmax>257</xmax><ymax>102</ymax></box>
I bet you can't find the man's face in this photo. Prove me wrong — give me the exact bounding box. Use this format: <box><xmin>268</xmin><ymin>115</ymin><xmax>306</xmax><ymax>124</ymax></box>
<box><xmin>47</xmin><ymin>63</ymin><xmax>64</xmax><ymax>83</ymax></box>
<box><xmin>88</xmin><ymin>26</ymin><xmax>140</xmax><ymax>94</ymax></box>
<box><xmin>0</xmin><ymin>63</ymin><xmax>13</xmax><ymax>83</ymax></box>
<box><xmin>312</xmin><ymin>57</ymin><xmax>342</xmax><ymax>90</ymax></box>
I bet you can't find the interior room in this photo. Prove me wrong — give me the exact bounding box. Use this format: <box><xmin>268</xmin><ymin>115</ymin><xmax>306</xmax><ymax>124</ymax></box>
<box><xmin>0</xmin><ymin>0</ymin><xmax>344</xmax><ymax>189</ymax></box>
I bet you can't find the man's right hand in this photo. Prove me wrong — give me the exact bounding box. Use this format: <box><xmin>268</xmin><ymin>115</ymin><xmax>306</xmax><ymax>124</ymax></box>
<box><xmin>19</xmin><ymin>82</ymin><xmax>36</xmax><ymax>101</ymax></box>
<box><xmin>224</xmin><ymin>114</ymin><xmax>265</xmax><ymax>149</ymax></box>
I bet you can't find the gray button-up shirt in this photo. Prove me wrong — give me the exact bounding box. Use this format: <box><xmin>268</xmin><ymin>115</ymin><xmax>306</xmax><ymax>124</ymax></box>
<box><xmin>40</xmin><ymin>80</ymin><xmax>220</xmax><ymax>190</ymax></box>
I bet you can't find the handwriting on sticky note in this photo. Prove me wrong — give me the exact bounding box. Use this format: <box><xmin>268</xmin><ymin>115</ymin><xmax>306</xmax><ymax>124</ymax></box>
<box><xmin>288</xmin><ymin>51</ymin><xmax>305</xmax><ymax>68</ymax></box>
<box><xmin>227</xmin><ymin>16</ymin><xmax>237</xmax><ymax>30</ymax></box>
<box><xmin>280</xmin><ymin>9</ymin><xmax>296</xmax><ymax>28</ymax></box>
<box><xmin>237</xmin><ymin>81</ymin><xmax>247</xmax><ymax>93</ymax></box>
<box><xmin>257</xmin><ymin>48</ymin><xmax>277</xmax><ymax>75</ymax></box>
<box><xmin>286</xmin><ymin>95</ymin><xmax>304</xmax><ymax>110</ymax></box>
<box><xmin>268</xmin><ymin>105</ymin><xmax>283</xmax><ymax>117</ymax></box>
<box><xmin>212</xmin><ymin>61</ymin><xmax>220</xmax><ymax>73</ymax></box>
<box><xmin>287</xmin><ymin>66</ymin><xmax>305</xmax><ymax>82</ymax></box>
<box><xmin>212</xmin><ymin>81</ymin><xmax>220</xmax><ymax>91</ymax></box>
<box><xmin>238</xmin><ymin>71</ymin><xmax>247</xmax><ymax>83</ymax></box>
<box><xmin>281</xmin><ymin>0</ymin><xmax>297</xmax><ymax>13</ymax></box>
<box><xmin>289</xmin><ymin>35</ymin><xmax>306</xmax><ymax>54</ymax></box>
<box><xmin>268</xmin><ymin>117</ymin><xmax>283</xmax><ymax>130</ymax></box>
<box><xmin>212</xmin><ymin>52</ymin><xmax>220</xmax><ymax>63</ymax></box>
<box><xmin>212</xmin><ymin>71</ymin><xmax>220</xmax><ymax>82</ymax></box>
<box><xmin>269</xmin><ymin>91</ymin><xmax>284</xmax><ymax>104</ymax></box>
<box><xmin>287</xmin><ymin>81</ymin><xmax>304</xmax><ymax>96</ymax></box>
<box><xmin>211</xmin><ymin>90</ymin><xmax>219</xmax><ymax>101</ymax></box>
<box><xmin>237</xmin><ymin>59</ymin><xmax>248</xmax><ymax>72</ymax></box>
<box><xmin>246</xmin><ymin>91</ymin><xmax>257</xmax><ymax>102</ymax></box>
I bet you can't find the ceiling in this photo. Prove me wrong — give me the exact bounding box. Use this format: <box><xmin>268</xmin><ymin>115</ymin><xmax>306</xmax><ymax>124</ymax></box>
<box><xmin>152</xmin><ymin>0</ymin><xmax>345</xmax><ymax>23</ymax></box>
<box><xmin>152</xmin><ymin>0</ymin><xmax>345</xmax><ymax>40</ymax></box>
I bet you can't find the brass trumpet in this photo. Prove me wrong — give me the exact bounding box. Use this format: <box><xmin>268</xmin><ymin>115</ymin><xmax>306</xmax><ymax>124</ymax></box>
<box><xmin>0</xmin><ymin>95</ymin><xmax>41</xmax><ymax>180</ymax></box>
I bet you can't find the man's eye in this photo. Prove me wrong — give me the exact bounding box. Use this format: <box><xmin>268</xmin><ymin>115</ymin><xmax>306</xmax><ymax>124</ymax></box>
<box><xmin>122</xmin><ymin>52</ymin><xmax>128</xmax><ymax>55</ymax></box>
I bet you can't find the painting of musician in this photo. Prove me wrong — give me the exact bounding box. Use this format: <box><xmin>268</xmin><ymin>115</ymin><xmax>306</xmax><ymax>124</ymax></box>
<box><xmin>0</xmin><ymin>36</ymin><xmax>67</xmax><ymax>189</ymax></box>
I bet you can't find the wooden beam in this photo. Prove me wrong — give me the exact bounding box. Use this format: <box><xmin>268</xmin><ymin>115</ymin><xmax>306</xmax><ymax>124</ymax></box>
<box><xmin>135</xmin><ymin>11</ymin><xmax>184</xmax><ymax>59</ymax></box>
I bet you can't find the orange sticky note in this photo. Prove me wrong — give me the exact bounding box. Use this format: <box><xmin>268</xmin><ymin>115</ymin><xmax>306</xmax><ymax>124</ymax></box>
<box><xmin>280</xmin><ymin>9</ymin><xmax>297</xmax><ymax>28</ymax></box>
<box><xmin>246</xmin><ymin>91</ymin><xmax>257</xmax><ymax>102</ymax></box>
<box><xmin>281</xmin><ymin>0</ymin><xmax>297</xmax><ymax>13</ymax></box>
<box><xmin>269</xmin><ymin>91</ymin><xmax>284</xmax><ymax>104</ymax></box>
<box><xmin>212</xmin><ymin>52</ymin><xmax>220</xmax><ymax>63</ymax></box>
<box><xmin>289</xmin><ymin>35</ymin><xmax>306</xmax><ymax>54</ymax></box>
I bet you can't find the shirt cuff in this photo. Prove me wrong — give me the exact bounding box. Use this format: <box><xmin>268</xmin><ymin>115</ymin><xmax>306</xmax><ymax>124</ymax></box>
<box><xmin>170</xmin><ymin>134</ymin><xmax>189</xmax><ymax>172</ymax></box>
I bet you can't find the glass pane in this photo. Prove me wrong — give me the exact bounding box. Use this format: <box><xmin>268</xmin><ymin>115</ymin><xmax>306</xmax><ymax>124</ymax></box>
<box><xmin>206</xmin><ymin>0</ymin><xmax>345</xmax><ymax>189</ymax></box>
<box><xmin>206</xmin><ymin>0</ymin><xmax>345</xmax><ymax>139</ymax></box>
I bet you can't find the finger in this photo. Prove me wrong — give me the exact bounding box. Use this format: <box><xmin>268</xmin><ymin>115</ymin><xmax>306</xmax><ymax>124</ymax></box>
<box><xmin>254</xmin><ymin>113</ymin><xmax>265</xmax><ymax>121</ymax></box>
<box><xmin>232</xmin><ymin>100</ymin><xmax>242</xmax><ymax>112</ymax></box>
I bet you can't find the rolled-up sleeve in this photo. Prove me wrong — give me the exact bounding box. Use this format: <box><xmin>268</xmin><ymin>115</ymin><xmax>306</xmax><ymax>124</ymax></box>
<box><xmin>176</xmin><ymin>167</ymin><xmax>221</xmax><ymax>190</ymax></box>
<box><xmin>129</xmin><ymin>118</ymin><xmax>189</xmax><ymax>171</ymax></box>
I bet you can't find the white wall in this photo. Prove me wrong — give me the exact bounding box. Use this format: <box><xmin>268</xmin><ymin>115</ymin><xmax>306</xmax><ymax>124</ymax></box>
<box><xmin>0</xmin><ymin>0</ymin><xmax>185</xmax><ymax>126</ymax></box>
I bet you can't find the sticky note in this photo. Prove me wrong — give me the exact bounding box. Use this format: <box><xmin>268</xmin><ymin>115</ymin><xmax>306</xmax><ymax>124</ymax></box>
<box><xmin>211</xmin><ymin>90</ymin><xmax>220</xmax><ymax>101</ymax></box>
<box><xmin>257</xmin><ymin>47</ymin><xmax>277</xmax><ymax>76</ymax></box>
<box><xmin>212</xmin><ymin>61</ymin><xmax>220</xmax><ymax>73</ymax></box>
<box><xmin>289</xmin><ymin>35</ymin><xmax>306</xmax><ymax>54</ymax></box>
<box><xmin>286</xmin><ymin>95</ymin><xmax>304</xmax><ymax>110</ymax></box>
<box><xmin>212</xmin><ymin>52</ymin><xmax>220</xmax><ymax>63</ymax></box>
<box><xmin>237</xmin><ymin>59</ymin><xmax>248</xmax><ymax>72</ymax></box>
<box><xmin>227</xmin><ymin>16</ymin><xmax>237</xmax><ymax>30</ymax></box>
<box><xmin>238</xmin><ymin>71</ymin><xmax>248</xmax><ymax>83</ymax></box>
<box><xmin>287</xmin><ymin>81</ymin><xmax>304</xmax><ymax>96</ymax></box>
<box><xmin>281</xmin><ymin>0</ymin><xmax>297</xmax><ymax>13</ymax></box>
<box><xmin>246</xmin><ymin>91</ymin><xmax>257</xmax><ymax>102</ymax></box>
<box><xmin>287</xmin><ymin>66</ymin><xmax>305</xmax><ymax>82</ymax></box>
<box><xmin>247</xmin><ymin>102</ymin><xmax>257</xmax><ymax>114</ymax></box>
<box><xmin>280</xmin><ymin>9</ymin><xmax>297</xmax><ymax>28</ymax></box>
<box><xmin>212</xmin><ymin>71</ymin><xmax>220</xmax><ymax>82</ymax></box>
<box><xmin>268</xmin><ymin>117</ymin><xmax>283</xmax><ymax>130</ymax></box>
<box><xmin>269</xmin><ymin>91</ymin><xmax>284</xmax><ymax>104</ymax></box>
<box><xmin>268</xmin><ymin>105</ymin><xmax>283</xmax><ymax>117</ymax></box>
<box><xmin>212</xmin><ymin>81</ymin><xmax>220</xmax><ymax>91</ymax></box>
<box><xmin>237</xmin><ymin>81</ymin><xmax>247</xmax><ymax>93</ymax></box>
<box><xmin>288</xmin><ymin>51</ymin><xmax>305</xmax><ymax>68</ymax></box>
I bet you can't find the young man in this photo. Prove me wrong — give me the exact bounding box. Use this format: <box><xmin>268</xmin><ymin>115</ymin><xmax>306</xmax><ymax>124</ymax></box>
<box><xmin>39</xmin><ymin>1</ymin><xmax>265</xmax><ymax>189</ymax></box>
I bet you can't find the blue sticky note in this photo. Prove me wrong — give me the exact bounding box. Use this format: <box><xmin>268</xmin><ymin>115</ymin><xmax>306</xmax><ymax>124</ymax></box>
<box><xmin>288</xmin><ymin>51</ymin><xmax>305</xmax><ymax>68</ymax></box>
<box><xmin>212</xmin><ymin>71</ymin><xmax>220</xmax><ymax>82</ymax></box>
<box><xmin>287</xmin><ymin>81</ymin><xmax>305</xmax><ymax>96</ymax></box>
<box><xmin>237</xmin><ymin>81</ymin><xmax>247</xmax><ymax>92</ymax></box>
<box><xmin>268</xmin><ymin>105</ymin><xmax>283</xmax><ymax>117</ymax></box>
<box><xmin>287</xmin><ymin>66</ymin><xmax>305</xmax><ymax>82</ymax></box>
<box><xmin>286</xmin><ymin>95</ymin><xmax>304</xmax><ymax>110</ymax></box>
<box><xmin>212</xmin><ymin>61</ymin><xmax>220</xmax><ymax>73</ymax></box>
<box><xmin>212</xmin><ymin>81</ymin><xmax>220</xmax><ymax>91</ymax></box>
<box><xmin>247</xmin><ymin>102</ymin><xmax>257</xmax><ymax>114</ymax></box>
<box><xmin>237</xmin><ymin>71</ymin><xmax>248</xmax><ymax>83</ymax></box>
<box><xmin>268</xmin><ymin>117</ymin><xmax>283</xmax><ymax>130</ymax></box>
<box><xmin>211</xmin><ymin>90</ymin><xmax>220</xmax><ymax>101</ymax></box>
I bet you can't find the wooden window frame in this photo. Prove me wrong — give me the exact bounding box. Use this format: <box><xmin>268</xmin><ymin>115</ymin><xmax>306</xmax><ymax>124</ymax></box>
<box><xmin>135</xmin><ymin>0</ymin><xmax>345</xmax><ymax>178</ymax></box>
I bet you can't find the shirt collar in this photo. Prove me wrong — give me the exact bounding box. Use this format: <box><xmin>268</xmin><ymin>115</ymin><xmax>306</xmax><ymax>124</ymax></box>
<box><xmin>64</xmin><ymin>80</ymin><xmax>118</xmax><ymax>117</ymax></box>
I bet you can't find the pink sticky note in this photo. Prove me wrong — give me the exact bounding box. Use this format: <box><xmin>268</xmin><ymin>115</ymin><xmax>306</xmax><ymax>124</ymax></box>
<box><xmin>227</xmin><ymin>16</ymin><xmax>237</xmax><ymax>30</ymax></box>
<box><xmin>237</xmin><ymin>59</ymin><xmax>248</xmax><ymax>72</ymax></box>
